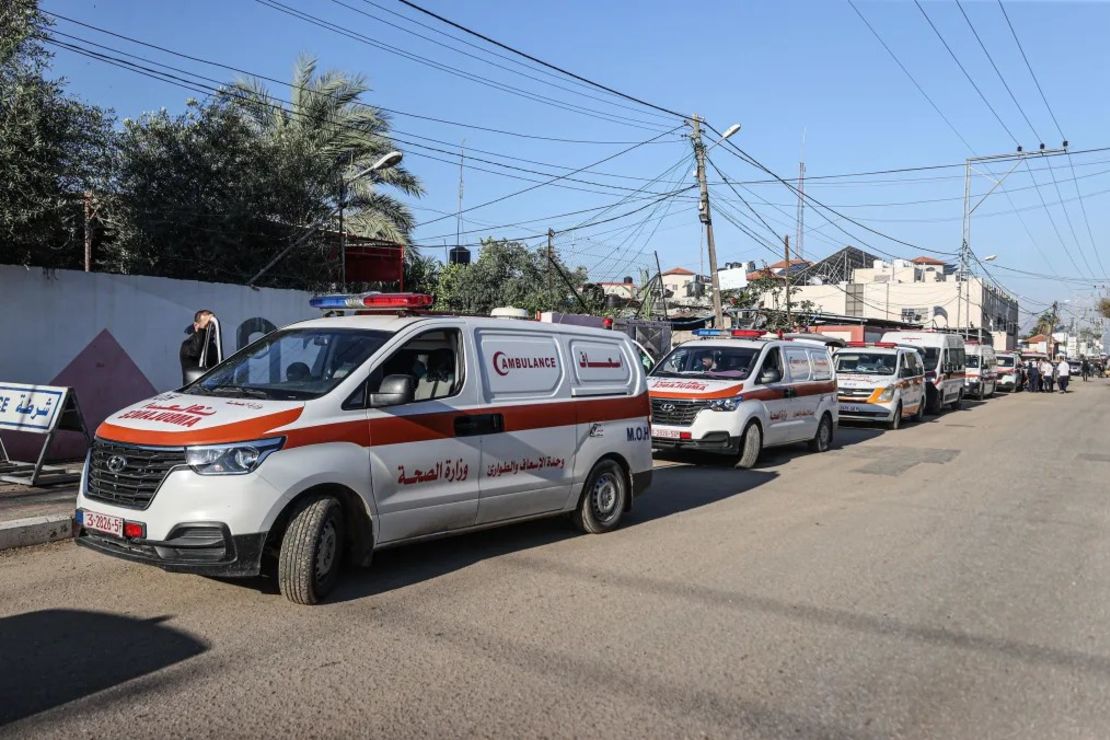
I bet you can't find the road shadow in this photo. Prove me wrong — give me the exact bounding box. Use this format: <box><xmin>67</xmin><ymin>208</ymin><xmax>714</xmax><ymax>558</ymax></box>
<box><xmin>0</xmin><ymin>609</ymin><xmax>206</xmax><ymax>726</ymax></box>
<box><xmin>319</xmin><ymin>465</ymin><xmax>776</xmax><ymax>603</ymax></box>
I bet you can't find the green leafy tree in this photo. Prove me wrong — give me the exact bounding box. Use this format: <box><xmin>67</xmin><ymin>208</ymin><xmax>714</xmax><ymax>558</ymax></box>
<box><xmin>1100</xmin><ymin>298</ymin><xmax>1110</xmax><ymax>321</ymax></box>
<box><xmin>726</xmin><ymin>274</ymin><xmax>816</xmax><ymax>331</ymax></box>
<box><xmin>226</xmin><ymin>54</ymin><xmax>421</xmax><ymax>247</ymax></box>
<box><xmin>0</xmin><ymin>0</ymin><xmax>114</xmax><ymax>268</ymax></box>
<box><xmin>432</xmin><ymin>239</ymin><xmax>592</xmax><ymax>315</ymax></box>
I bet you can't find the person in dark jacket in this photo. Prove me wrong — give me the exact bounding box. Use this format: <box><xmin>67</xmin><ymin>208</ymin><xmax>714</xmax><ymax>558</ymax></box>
<box><xmin>1026</xmin><ymin>360</ymin><xmax>1040</xmax><ymax>392</ymax></box>
<box><xmin>180</xmin><ymin>309</ymin><xmax>219</xmax><ymax>384</ymax></box>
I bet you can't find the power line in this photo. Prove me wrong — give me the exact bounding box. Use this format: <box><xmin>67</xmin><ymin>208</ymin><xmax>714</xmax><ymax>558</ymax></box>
<box><xmin>254</xmin><ymin>0</ymin><xmax>672</xmax><ymax>131</ymax></box>
<box><xmin>394</xmin><ymin>0</ymin><xmax>689</xmax><ymax>121</ymax></box>
<box><xmin>996</xmin><ymin>0</ymin><xmax>1109</xmax><ymax>278</ymax></box>
<box><xmin>913</xmin><ymin>0</ymin><xmax>1021</xmax><ymax>146</ymax></box>
<box><xmin>48</xmin><ymin>12</ymin><xmax>681</xmax><ymax>146</ymax></box>
<box><xmin>324</xmin><ymin>0</ymin><xmax>673</xmax><ymax>123</ymax></box>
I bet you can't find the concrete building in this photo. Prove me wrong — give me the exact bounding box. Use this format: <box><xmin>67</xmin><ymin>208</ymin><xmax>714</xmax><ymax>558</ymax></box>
<box><xmin>758</xmin><ymin>248</ymin><xmax>1020</xmax><ymax>350</ymax></box>
<box><xmin>660</xmin><ymin>267</ymin><xmax>695</xmax><ymax>297</ymax></box>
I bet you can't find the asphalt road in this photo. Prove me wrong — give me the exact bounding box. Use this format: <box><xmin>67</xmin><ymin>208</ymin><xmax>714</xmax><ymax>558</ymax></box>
<box><xmin>3</xmin><ymin>380</ymin><xmax>1110</xmax><ymax>738</ymax></box>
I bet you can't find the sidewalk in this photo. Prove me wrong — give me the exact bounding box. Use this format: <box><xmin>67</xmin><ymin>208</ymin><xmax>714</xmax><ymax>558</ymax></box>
<box><xmin>0</xmin><ymin>479</ymin><xmax>79</xmax><ymax>551</ymax></box>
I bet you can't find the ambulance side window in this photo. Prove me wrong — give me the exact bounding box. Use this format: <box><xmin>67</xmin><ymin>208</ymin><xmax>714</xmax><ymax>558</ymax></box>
<box><xmin>758</xmin><ymin>347</ymin><xmax>784</xmax><ymax>383</ymax></box>
<box><xmin>348</xmin><ymin>329</ymin><xmax>463</xmax><ymax>408</ymax></box>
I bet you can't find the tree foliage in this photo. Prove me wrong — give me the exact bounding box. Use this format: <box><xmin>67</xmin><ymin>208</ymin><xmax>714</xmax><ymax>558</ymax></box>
<box><xmin>103</xmin><ymin>56</ymin><xmax>422</xmax><ymax>288</ymax></box>
<box><xmin>0</xmin><ymin>0</ymin><xmax>114</xmax><ymax>268</ymax></box>
<box><xmin>432</xmin><ymin>239</ymin><xmax>592</xmax><ymax>315</ymax></box>
<box><xmin>1100</xmin><ymin>298</ymin><xmax>1110</xmax><ymax>321</ymax></box>
<box><xmin>727</xmin><ymin>275</ymin><xmax>817</xmax><ymax>331</ymax></box>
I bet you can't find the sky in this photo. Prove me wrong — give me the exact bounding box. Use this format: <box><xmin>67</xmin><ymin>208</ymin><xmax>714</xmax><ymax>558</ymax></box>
<box><xmin>40</xmin><ymin>0</ymin><xmax>1110</xmax><ymax>329</ymax></box>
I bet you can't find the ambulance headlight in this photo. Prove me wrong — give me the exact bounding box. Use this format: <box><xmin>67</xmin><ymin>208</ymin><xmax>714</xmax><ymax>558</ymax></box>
<box><xmin>185</xmin><ymin>438</ymin><xmax>284</xmax><ymax>475</ymax></box>
<box><xmin>877</xmin><ymin>386</ymin><xmax>896</xmax><ymax>402</ymax></box>
<box><xmin>709</xmin><ymin>395</ymin><xmax>744</xmax><ymax>412</ymax></box>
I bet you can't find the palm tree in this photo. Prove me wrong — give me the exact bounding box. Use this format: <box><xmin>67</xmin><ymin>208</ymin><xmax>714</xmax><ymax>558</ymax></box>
<box><xmin>224</xmin><ymin>54</ymin><xmax>422</xmax><ymax>247</ymax></box>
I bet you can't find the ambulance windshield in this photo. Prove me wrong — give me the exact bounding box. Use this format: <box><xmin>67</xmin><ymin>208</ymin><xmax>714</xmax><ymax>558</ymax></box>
<box><xmin>834</xmin><ymin>352</ymin><xmax>897</xmax><ymax>375</ymax></box>
<box><xmin>187</xmin><ymin>328</ymin><xmax>392</xmax><ymax>400</ymax></box>
<box><xmin>651</xmin><ymin>346</ymin><xmax>759</xmax><ymax>380</ymax></box>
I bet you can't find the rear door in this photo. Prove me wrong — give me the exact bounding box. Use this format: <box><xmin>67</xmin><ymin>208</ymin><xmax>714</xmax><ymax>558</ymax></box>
<box><xmin>474</xmin><ymin>328</ymin><xmax>576</xmax><ymax>524</ymax></box>
<box><xmin>755</xmin><ymin>346</ymin><xmax>792</xmax><ymax>445</ymax></box>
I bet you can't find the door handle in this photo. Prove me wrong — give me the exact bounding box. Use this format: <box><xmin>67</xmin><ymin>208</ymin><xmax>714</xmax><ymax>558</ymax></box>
<box><xmin>783</xmin><ymin>387</ymin><xmax>797</xmax><ymax>398</ymax></box>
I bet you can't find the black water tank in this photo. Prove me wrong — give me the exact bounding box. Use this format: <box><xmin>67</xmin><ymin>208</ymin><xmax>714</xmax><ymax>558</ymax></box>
<box><xmin>449</xmin><ymin>246</ymin><xmax>471</xmax><ymax>265</ymax></box>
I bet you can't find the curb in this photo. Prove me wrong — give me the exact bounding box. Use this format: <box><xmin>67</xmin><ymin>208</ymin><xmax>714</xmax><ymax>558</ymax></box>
<box><xmin>0</xmin><ymin>514</ymin><xmax>75</xmax><ymax>551</ymax></box>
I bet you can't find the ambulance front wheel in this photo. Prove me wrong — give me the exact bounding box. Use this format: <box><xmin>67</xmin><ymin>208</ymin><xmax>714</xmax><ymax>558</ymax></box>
<box><xmin>887</xmin><ymin>403</ymin><xmax>903</xmax><ymax>430</ymax></box>
<box><xmin>573</xmin><ymin>459</ymin><xmax>628</xmax><ymax>534</ymax></box>
<box><xmin>735</xmin><ymin>422</ymin><xmax>762</xmax><ymax>469</ymax></box>
<box><xmin>278</xmin><ymin>495</ymin><xmax>345</xmax><ymax>605</ymax></box>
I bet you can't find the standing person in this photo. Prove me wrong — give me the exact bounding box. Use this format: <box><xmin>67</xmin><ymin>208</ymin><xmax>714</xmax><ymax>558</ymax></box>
<box><xmin>1041</xmin><ymin>358</ymin><xmax>1055</xmax><ymax>392</ymax></box>
<box><xmin>1026</xmin><ymin>360</ymin><xmax>1040</xmax><ymax>392</ymax></box>
<box><xmin>1081</xmin><ymin>357</ymin><xmax>1091</xmax><ymax>381</ymax></box>
<box><xmin>180</xmin><ymin>309</ymin><xmax>220</xmax><ymax>384</ymax></box>
<box><xmin>1057</xmin><ymin>356</ymin><xmax>1071</xmax><ymax>393</ymax></box>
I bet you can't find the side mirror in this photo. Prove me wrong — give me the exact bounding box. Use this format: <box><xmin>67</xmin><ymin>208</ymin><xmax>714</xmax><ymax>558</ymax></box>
<box><xmin>182</xmin><ymin>367</ymin><xmax>206</xmax><ymax>386</ymax></box>
<box><xmin>759</xmin><ymin>367</ymin><xmax>782</xmax><ymax>385</ymax></box>
<box><xmin>369</xmin><ymin>374</ymin><xmax>415</xmax><ymax>407</ymax></box>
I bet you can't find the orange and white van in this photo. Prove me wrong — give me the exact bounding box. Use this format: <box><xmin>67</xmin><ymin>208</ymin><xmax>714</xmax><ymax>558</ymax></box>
<box><xmin>880</xmin><ymin>331</ymin><xmax>966</xmax><ymax>414</ymax></box>
<box><xmin>833</xmin><ymin>342</ymin><xmax>926</xmax><ymax>429</ymax></box>
<box><xmin>75</xmin><ymin>293</ymin><xmax>652</xmax><ymax>604</ymax></box>
<box><xmin>648</xmin><ymin>329</ymin><xmax>838</xmax><ymax>468</ymax></box>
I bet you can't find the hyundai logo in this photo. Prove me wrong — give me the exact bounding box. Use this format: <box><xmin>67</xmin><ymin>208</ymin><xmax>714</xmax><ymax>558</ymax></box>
<box><xmin>660</xmin><ymin>403</ymin><xmax>676</xmax><ymax>413</ymax></box>
<box><xmin>105</xmin><ymin>455</ymin><xmax>128</xmax><ymax>474</ymax></box>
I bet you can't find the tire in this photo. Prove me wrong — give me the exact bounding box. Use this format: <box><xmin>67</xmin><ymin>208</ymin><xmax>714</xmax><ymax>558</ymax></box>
<box><xmin>887</xmin><ymin>403</ymin><xmax>902</xmax><ymax>430</ymax></box>
<box><xmin>735</xmin><ymin>421</ymin><xmax>762</xmax><ymax>470</ymax></box>
<box><xmin>573</xmin><ymin>459</ymin><xmax>628</xmax><ymax>534</ymax></box>
<box><xmin>977</xmin><ymin>386</ymin><xmax>985</xmax><ymax>401</ymax></box>
<box><xmin>808</xmin><ymin>413</ymin><xmax>833</xmax><ymax>453</ymax></box>
<box><xmin>913</xmin><ymin>396</ymin><xmax>926</xmax><ymax>423</ymax></box>
<box><xmin>949</xmin><ymin>390</ymin><xmax>964</xmax><ymax>411</ymax></box>
<box><xmin>278</xmin><ymin>496</ymin><xmax>344</xmax><ymax>605</ymax></box>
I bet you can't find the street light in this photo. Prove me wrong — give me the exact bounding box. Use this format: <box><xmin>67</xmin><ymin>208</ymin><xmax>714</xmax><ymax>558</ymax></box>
<box><xmin>249</xmin><ymin>151</ymin><xmax>404</xmax><ymax>288</ymax></box>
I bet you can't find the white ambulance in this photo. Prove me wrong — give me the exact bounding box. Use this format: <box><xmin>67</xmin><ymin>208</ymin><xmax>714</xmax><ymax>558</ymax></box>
<box><xmin>963</xmin><ymin>340</ymin><xmax>998</xmax><ymax>400</ymax></box>
<box><xmin>833</xmin><ymin>342</ymin><xmax>926</xmax><ymax>429</ymax></box>
<box><xmin>995</xmin><ymin>351</ymin><xmax>1024</xmax><ymax>392</ymax></box>
<box><xmin>75</xmin><ymin>293</ymin><xmax>653</xmax><ymax>604</ymax></box>
<box><xmin>880</xmin><ymin>331</ymin><xmax>966</xmax><ymax>414</ymax></box>
<box><xmin>648</xmin><ymin>329</ymin><xmax>838</xmax><ymax>468</ymax></box>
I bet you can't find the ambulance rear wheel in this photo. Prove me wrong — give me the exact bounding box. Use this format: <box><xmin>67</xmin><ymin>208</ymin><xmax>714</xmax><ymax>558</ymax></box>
<box><xmin>949</xmin><ymin>390</ymin><xmax>964</xmax><ymax>411</ymax></box>
<box><xmin>808</xmin><ymin>413</ymin><xmax>833</xmax><ymax>453</ymax></box>
<box><xmin>887</xmin><ymin>403</ymin><xmax>903</xmax><ymax>430</ymax></box>
<box><xmin>913</xmin><ymin>399</ymin><xmax>926</xmax><ymax>423</ymax></box>
<box><xmin>278</xmin><ymin>495</ymin><xmax>345</xmax><ymax>605</ymax></box>
<box><xmin>735</xmin><ymin>422</ymin><xmax>762</xmax><ymax>469</ymax></box>
<box><xmin>573</xmin><ymin>459</ymin><xmax>627</xmax><ymax>534</ymax></box>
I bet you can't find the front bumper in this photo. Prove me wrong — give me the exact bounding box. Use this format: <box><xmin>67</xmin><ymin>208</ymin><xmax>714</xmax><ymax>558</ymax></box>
<box><xmin>837</xmin><ymin>400</ymin><xmax>894</xmax><ymax>423</ymax></box>
<box><xmin>651</xmin><ymin>431</ymin><xmax>738</xmax><ymax>454</ymax></box>
<box><xmin>74</xmin><ymin>520</ymin><xmax>267</xmax><ymax>577</ymax></box>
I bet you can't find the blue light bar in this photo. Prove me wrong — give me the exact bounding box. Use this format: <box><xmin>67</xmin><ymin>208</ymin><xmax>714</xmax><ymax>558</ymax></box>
<box><xmin>309</xmin><ymin>294</ymin><xmax>371</xmax><ymax>310</ymax></box>
<box><xmin>693</xmin><ymin>329</ymin><xmax>726</xmax><ymax>337</ymax></box>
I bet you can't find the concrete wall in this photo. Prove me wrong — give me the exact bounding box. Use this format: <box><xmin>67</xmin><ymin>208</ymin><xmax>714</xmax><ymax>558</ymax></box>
<box><xmin>0</xmin><ymin>266</ymin><xmax>316</xmax><ymax>460</ymax></box>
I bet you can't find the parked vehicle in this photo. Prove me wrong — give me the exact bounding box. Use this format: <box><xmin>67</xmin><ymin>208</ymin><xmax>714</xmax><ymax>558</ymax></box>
<box><xmin>964</xmin><ymin>341</ymin><xmax>998</xmax><ymax>400</ymax></box>
<box><xmin>75</xmin><ymin>293</ymin><xmax>653</xmax><ymax>604</ymax></box>
<box><xmin>880</xmin><ymin>331</ymin><xmax>966</xmax><ymax>414</ymax></box>
<box><xmin>833</xmin><ymin>342</ymin><xmax>926</xmax><ymax>429</ymax></box>
<box><xmin>995</xmin><ymin>352</ymin><xmax>1024</xmax><ymax>392</ymax></box>
<box><xmin>648</xmin><ymin>329</ymin><xmax>838</xmax><ymax>469</ymax></box>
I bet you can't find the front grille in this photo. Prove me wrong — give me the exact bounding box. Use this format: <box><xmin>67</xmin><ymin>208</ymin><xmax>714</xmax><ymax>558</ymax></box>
<box><xmin>651</xmin><ymin>398</ymin><xmax>710</xmax><ymax>426</ymax></box>
<box><xmin>838</xmin><ymin>388</ymin><xmax>873</xmax><ymax>399</ymax></box>
<box><xmin>86</xmin><ymin>440</ymin><xmax>186</xmax><ymax>510</ymax></box>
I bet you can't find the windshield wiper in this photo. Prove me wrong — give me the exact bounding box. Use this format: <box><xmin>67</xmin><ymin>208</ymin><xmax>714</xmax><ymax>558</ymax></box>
<box><xmin>204</xmin><ymin>385</ymin><xmax>271</xmax><ymax>399</ymax></box>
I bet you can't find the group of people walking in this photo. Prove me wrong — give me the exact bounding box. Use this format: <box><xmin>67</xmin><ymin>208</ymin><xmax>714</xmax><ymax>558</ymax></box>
<box><xmin>1023</xmin><ymin>357</ymin><xmax>1075</xmax><ymax>393</ymax></box>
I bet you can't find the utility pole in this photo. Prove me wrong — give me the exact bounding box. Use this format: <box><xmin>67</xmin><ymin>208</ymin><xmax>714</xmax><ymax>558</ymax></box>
<box><xmin>784</xmin><ymin>235</ymin><xmax>792</xmax><ymax>330</ymax></box>
<box><xmin>690</xmin><ymin>115</ymin><xmax>724</xmax><ymax>329</ymax></box>
<box><xmin>546</xmin><ymin>228</ymin><xmax>555</xmax><ymax>294</ymax></box>
<box><xmin>654</xmin><ymin>250</ymin><xmax>669</xmax><ymax>320</ymax></box>
<box><xmin>83</xmin><ymin>191</ymin><xmax>94</xmax><ymax>272</ymax></box>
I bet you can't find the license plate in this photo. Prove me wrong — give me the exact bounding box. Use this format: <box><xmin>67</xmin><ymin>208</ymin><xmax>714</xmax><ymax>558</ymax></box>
<box><xmin>83</xmin><ymin>510</ymin><xmax>124</xmax><ymax>538</ymax></box>
<box><xmin>842</xmin><ymin>404</ymin><xmax>861</xmax><ymax>412</ymax></box>
<box><xmin>652</xmin><ymin>427</ymin><xmax>682</xmax><ymax>439</ymax></box>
